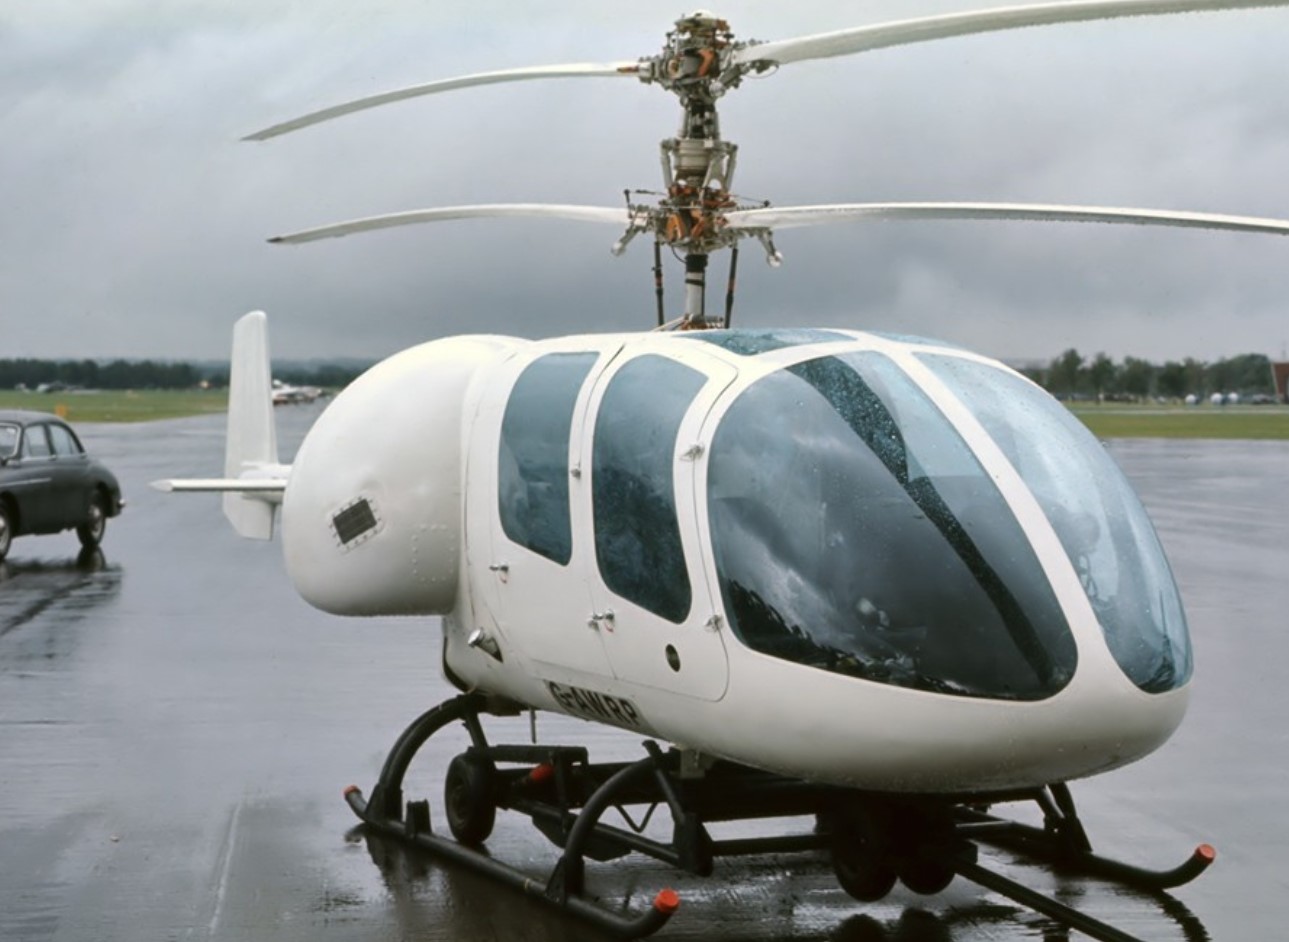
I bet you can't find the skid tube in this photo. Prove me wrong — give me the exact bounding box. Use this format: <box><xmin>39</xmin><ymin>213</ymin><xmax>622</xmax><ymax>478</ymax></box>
<box><xmin>345</xmin><ymin>694</ymin><xmax>1212</xmax><ymax>941</ymax></box>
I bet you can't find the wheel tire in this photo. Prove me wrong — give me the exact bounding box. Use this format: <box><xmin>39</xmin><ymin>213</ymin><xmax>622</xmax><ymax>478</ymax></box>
<box><xmin>898</xmin><ymin>856</ymin><xmax>955</xmax><ymax>895</ymax></box>
<box><xmin>825</xmin><ymin>809</ymin><xmax>897</xmax><ymax>903</ymax></box>
<box><xmin>0</xmin><ymin>503</ymin><xmax>12</xmax><ymax>561</ymax></box>
<box><xmin>832</xmin><ymin>840</ymin><xmax>898</xmax><ymax>902</ymax></box>
<box><xmin>77</xmin><ymin>495</ymin><xmax>107</xmax><ymax>550</ymax></box>
<box><xmin>444</xmin><ymin>753</ymin><xmax>497</xmax><ymax>846</ymax></box>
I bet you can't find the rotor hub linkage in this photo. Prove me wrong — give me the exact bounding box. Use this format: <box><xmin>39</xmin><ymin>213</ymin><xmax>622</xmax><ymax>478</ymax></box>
<box><xmin>344</xmin><ymin>693</ymin><xmax>1215</xmax><ymax>941</ymax></box>
<box><xmin>608</xmin><ymin>11</ymin><xmax>774</xmax><ymax>327</ymax></box>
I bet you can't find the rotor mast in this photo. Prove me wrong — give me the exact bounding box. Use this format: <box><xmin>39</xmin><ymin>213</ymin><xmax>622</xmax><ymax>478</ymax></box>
<box><xmin>630</xmin><ymin>11</ymin><xmax>762</xmax><ymax>329</ymax></box>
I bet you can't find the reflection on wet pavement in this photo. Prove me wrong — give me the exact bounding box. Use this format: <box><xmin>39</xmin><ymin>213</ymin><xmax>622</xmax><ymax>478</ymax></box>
<box><xmin>0</xmin><ymin>549</ymin><xmax>120</xmax><ymax>642</ymax></box>
<box><xmin>0</xmin><ymin>412</ymin><xmax>1283</xmax><ymax>942</ymax></box>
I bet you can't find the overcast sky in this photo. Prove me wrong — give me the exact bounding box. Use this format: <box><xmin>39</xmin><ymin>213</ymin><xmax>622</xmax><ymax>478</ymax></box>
<box><xmin>3</xmin><ymin>0</ymin><xmax>1289</xmax><ymax>364</ymax></box>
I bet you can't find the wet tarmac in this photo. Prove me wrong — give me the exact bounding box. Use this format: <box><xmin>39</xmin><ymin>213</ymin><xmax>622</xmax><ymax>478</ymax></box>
<box><xmin>1</xmin><ymin>407</ymin><xmax>1286</xmax><ymax>941</ymax></box>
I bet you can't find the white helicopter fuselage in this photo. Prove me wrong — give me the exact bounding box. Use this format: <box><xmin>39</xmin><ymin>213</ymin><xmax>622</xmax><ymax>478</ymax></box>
<box><xmin>275</xmin><ymin>325</ymin><xmax>1191</xmax><ymax>795</ymax></box>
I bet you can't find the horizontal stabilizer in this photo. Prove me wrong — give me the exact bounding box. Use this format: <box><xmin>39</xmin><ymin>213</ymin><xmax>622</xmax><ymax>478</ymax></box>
<box><xmin>152</xmin><ymin>478</ymin><xmax>287</xmax><ymax>495</ymax></box>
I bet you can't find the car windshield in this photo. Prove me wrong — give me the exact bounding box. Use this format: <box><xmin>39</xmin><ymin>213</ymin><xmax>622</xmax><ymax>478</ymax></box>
<box><xmin>707</xmin><ymin>351</ymin><xmax>1076</xmax><ymax>701</ymax></box>
<box><xmin>0</xmin><ymin>424</ymin><xmax>17</xmax><ymax>459</ymax></box>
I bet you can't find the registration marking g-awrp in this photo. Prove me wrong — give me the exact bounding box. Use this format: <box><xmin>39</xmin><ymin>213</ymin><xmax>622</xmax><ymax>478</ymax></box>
<box><xmin>546</xmin><ymin>681</ymin><xmax>651</xmax><ymax>732</ymax></box>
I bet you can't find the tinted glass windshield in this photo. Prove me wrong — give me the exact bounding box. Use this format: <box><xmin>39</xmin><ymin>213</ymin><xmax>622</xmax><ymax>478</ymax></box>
<box><xmin>708</xmin><ymin>351</ymin><xmax>1076</xmax><ymax>700</ymax></box>
<box><xmin>0</xmin><ymin>424</ymin><xmax>17</xmax><ymax>459</ymax></box>
<box><xmin>917</xmin><ymin>355</ymin><xmax>1192</xmax><ymax>693</ymax></box>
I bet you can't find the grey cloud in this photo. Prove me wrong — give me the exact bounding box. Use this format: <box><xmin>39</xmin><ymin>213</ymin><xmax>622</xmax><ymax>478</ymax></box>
<box><xmin>2</xmin><ymin>0</ymin><xmax>1288</xmax><ymax>363</ymax></box>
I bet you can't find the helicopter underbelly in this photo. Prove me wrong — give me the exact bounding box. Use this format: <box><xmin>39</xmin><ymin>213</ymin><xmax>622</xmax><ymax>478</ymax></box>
<box><xmin>678</xmin><ymin>653</ymin><xmax>1187</xmax><ymax>792</ymax></box>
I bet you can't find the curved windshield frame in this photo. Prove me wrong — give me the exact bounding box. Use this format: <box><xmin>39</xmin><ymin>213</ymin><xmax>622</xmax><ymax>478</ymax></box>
<box><xmin>916</xmin><ymin>354</ymin><xmax>1192</xmax><ymax>693</ymax></box>
<box><xmin>707</xmin><ymin>351</ymin><xmax>1076</xmax><ymax>700</ymax></box>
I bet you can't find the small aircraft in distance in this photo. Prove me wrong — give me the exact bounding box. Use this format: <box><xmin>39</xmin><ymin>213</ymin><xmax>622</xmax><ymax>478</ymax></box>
<box><xmin>270</xmin><ymin>378</ymin><xmax>322</xmax><ymax>406</ymax></box>
<box><xmin>160</xmin><ymin>2</ymin><xmax>1289</xmax><ymax>939</ymax></box>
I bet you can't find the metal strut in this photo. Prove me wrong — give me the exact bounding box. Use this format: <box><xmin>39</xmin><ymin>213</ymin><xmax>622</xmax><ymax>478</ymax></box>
<box><xmin>723</xmin><ymin>244</ymin><xmax>739</xmax><ymax>327</ymax></box>
<box><xmin>347</xmin><ymin>694</ymin><xmax>681</xmax><ymax>939</ymax></box>
<box><xmin>956</xmin><ymin>783</ymin><xmax>1216</xmax><ymax>891</ymax></box>
<box><xmin>953</xmin><ymin>855</ymin><xmax>1153</xmax><ymax>942</ymax></box>
<box><xmin>346</xmin><ymin>696</ymin><xmax>1213</xmax><ymax>941</ymax></box>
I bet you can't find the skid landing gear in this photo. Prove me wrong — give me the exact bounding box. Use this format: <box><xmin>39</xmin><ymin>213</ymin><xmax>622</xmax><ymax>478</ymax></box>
<box><xmin>345</xmin><ymin>694</ymin><xmax>1213</xmax><ymax>941</ymax></box>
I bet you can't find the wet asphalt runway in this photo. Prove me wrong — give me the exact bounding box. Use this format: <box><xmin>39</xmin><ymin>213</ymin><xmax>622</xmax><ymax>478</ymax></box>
<box><xmin>1</xmin><ymin>405</ymin><xmax>1286</xmax><ymax>942</ymax></box>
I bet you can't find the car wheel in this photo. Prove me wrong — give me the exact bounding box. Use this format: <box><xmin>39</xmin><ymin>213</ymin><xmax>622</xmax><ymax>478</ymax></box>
<box><xmin>77</xmin><ymin>495</ymin><xmax>107</xmax><ymax>549</ymax></box>
<box><xmin>0</xmin><ymin>503</ymin><xmax>12</xmax><ymax>561</ymax></box>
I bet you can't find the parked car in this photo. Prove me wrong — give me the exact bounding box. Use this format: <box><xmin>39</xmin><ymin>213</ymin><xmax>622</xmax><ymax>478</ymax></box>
<box><xmin>0</xmin><ymin>410</ymin><xmax>124</xmax><ymax>561</ymax></box>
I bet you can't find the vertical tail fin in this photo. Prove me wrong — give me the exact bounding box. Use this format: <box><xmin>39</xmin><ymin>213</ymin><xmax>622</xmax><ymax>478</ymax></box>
<box><xmin>224</xmin><ymin>311</ymin><xmax>284</xmax><ymax>539</ymax></box>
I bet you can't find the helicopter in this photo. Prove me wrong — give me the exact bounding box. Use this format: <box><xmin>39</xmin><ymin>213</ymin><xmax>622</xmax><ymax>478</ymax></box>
<box><xmin>157</xmin><ymin>2</ymin><xmax>1289</xmax><ymax>939</ymax></box>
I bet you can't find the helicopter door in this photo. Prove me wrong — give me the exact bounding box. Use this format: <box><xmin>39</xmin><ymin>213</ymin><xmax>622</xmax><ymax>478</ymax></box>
<box><xmin>475</xmin><ymin>345</ymin><xmax>621</xmax><ymax>678</ymax></box>
<box><xmin>583</xmin><ymin>350</ymin><xmax>735</xmax><ymax>701</ymax></box>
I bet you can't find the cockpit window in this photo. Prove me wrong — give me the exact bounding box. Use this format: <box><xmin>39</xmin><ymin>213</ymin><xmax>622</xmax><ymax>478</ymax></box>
<box><xmin>593</xmin><ymin>355</ymin><xmax>705</xmax><ymax>623</ymax></box>
<box><xmin>708</xmin><ymin>351</ymin><xmax>1076</xmax><ymax>700</ymax></box>
<box><xmin>916</xmin><ymin>354</ymin><xmax>1192</xmax><ymax>693</ymax></box>
<box><xmin>680</xmin><ymin>328</ymin><xmax>852</xmax><ymax>356</ymax></box>
<box><xmin>499</xmin><ymin>352</ymin><xmax>597</xmax><ymax>565</ymax></box>
<box><xmin>865</xmin><ymin>331</ymin><xmax>964</xmax><ymax>350</ymax></box>
<box><xmin>0</xmin><ymin>424</ymin><xmax>17</xmax><ymax>459</ymax></box>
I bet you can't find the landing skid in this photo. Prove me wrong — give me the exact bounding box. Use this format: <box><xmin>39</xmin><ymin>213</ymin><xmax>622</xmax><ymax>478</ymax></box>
<box><xmin>344</xmin><ymin>694</ymin><xmax>1212</xmax><ymax>941</ymax></box>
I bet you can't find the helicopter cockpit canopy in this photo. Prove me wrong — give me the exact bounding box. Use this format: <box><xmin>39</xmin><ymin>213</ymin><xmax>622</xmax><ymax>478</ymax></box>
<box><xmin>918</xmin><ymin>353</ymin><xmax>1193</xmax><ymax>694</ymax></box>
<box><xmin>705</xmin><ymin>344</ymin><xmax>1191</xmax><ymax>702</ymax></box>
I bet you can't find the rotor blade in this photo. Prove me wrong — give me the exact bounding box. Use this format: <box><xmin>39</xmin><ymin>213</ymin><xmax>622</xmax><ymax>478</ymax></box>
<box><xmin>724</xmin><ymin>202</ymin><xmax>1289</xmax><ymax>236</ymax></box>
<box><xmin>269</xmin><ymin>203</ymin><xmax>630</xmax><ymax>244</ymax></box>
<box><xmin>730</xmin><ymin>0</ymin><xmax>1289</xmax><ymax>68</ymax></box>
<box><xmin>245</xmin><ymin>62</ymin><xmax>641</xmax><ymax>141</ymax></box>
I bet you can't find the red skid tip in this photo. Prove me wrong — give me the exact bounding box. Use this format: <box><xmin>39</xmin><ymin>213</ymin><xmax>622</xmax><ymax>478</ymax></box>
<box><xmin>528</xmin><ymin>762</ymin><xmax>556</xmax><ymax>784</ymax></box>
<box><xmin>653</xmin><ymin>888</ymin><xmax>681</xmax><ymax>915</ymax></box>
<box><xmin>1195</xmin><ymin>843</ymin><xmax>1217</xmax><ymax>863</ymax></box>
<box><xmin>343</xmin><ymin>784</ymin><xmax>360</xmax><ymax>798</ymax></box>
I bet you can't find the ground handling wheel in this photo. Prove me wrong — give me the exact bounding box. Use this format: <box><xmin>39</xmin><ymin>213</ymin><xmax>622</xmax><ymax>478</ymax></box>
<box><xmin>898</xmin><ymin>855</ymin><xmax>956</xmax><ymax>895</ymax></box>
<box><xmin>895</xmin><ymin>803</ymin><xmax>959</xmax><ymax>895</ymax></box>
<box><xmin>444</xmin><ymin>751</ymin><xmax>497</xmax><ymax>846</ymax></box>
<box><xmin>824</xmin><ymin>808</ymin><xmax>897</xmax><ymax>902</ymax></box>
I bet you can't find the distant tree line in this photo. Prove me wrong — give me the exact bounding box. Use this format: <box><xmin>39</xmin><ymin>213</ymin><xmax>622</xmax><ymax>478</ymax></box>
<box><xmin>0</xmin><ymin>359</ymin><xmax>368</xmax><ymax>391</ymax></box>
<box><xmin>2</xmin><ymin>352</ymin><xmax>1278</xmax><ymax>402</ymax></box>
<box><xmin>1020</xmin><ymin>351</ymin><xmax>1278</xmax><ymax>401</ymax></box>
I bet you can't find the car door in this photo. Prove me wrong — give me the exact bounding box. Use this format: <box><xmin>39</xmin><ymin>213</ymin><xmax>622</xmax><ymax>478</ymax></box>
<box><xmin>14</xmin><ymin>423</ymin><xmax>59</xmax><ymax>532</ymax></box>
<box><xmin>45</xmin><ymin>422</ymin><xmax>91</xmax><ymax>528</ymax></box>
<box><xmin>583</xmin><ymin>348</ymin><xmax>736</xmax><ymax>702</ymax></box>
